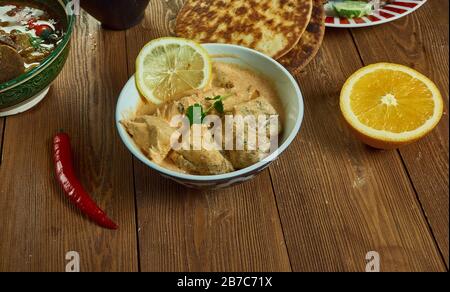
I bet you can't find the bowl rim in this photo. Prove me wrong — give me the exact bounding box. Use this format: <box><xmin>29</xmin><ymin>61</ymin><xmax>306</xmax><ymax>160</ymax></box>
<box><xmin>116</xmin><ymin>43</ymin><xmax>304</xmax><ymax>182</ymax></box>
<box><xmin>0</xmin><ymin>0</ymin><xmax>75</xmax><ymax>91</ymax></box>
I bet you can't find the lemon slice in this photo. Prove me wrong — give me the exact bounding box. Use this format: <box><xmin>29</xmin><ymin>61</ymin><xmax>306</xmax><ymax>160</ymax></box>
<box><xmin>135</xmin><ymin>37</ymin><xmax>212</xmax><ymax>104</ymax></box>
<box><xmin>340</xmin><ymin>63</ymin><xmax>444</xmax><ymax>149</ymax></box>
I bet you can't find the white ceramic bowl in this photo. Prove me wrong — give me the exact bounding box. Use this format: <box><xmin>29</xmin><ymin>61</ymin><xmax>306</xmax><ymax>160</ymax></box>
<box><xmin>116</xmin><ymin>43</ymin><xmax>304</xmax><ymax>189</ymax></box>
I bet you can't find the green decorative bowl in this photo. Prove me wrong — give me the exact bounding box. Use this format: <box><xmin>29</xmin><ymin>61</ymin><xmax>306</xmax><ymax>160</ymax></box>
<box><xmin>0</xmin><ymin>0</ymin><xmax>75</xmax><ymax>116</ymax></box>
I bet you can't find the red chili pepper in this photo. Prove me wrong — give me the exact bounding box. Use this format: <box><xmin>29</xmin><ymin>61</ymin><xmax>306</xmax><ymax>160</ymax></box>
<box><xmin>53</xmin><ymin>132</ymin><xmax>118</xmax><ymax>230</ymax></box>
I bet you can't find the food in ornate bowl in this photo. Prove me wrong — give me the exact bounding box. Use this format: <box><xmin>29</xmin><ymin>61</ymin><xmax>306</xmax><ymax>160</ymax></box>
<box><xmin>0</xmin><ymin>0</ymin><xmax>74</xmax><ymax>116</ymax></box>
<box><xmin>116</xmin><ymin>40</ymin><xmax>304</xmax><ymax>189</ymax></box>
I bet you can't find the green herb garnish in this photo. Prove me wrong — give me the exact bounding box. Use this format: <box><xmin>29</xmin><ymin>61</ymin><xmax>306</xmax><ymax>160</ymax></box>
<box><xmin>29</xmin><ymin>35</ymin><xmax>43</xmax><ymax>50</ymax></box>
<box><xmin>205</xmin><ymin>94</ymin><xmax>228</xmax><ymax>114</ymax></box>
<box><xmin>185</xmin><ymin>95</ymin><xmax>229</xmax><ymax>125</ymax></box>
<box><xmin>186</xmin><ymin>103</ymin><xmax>205</xmax><ymax>125</ymax></box>
<box><xmin>213</xmin><ymin>100</ymin><xmax>224</xmax><ymax>114</ymax></box>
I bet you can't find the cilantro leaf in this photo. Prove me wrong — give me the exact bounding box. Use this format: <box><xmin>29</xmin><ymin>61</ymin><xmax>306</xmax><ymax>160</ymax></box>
<box><xmin>29</xmin><ymin>34</ymin><xmax>43</xmax><ymax>50</ymax></box>
<box><xmin>186</xmin><ymin>103</ymin><xmax>204</xmax><ymax>125</ymax></box>
<box><xmin>186</xmin><ymin>95</ymin><xmax>230</xmax><ymax>125</ymax></box>
<box><xmin>213</xmin><ymin>100</ymin><xmax>224</xmax><ymax>114</ymax></box>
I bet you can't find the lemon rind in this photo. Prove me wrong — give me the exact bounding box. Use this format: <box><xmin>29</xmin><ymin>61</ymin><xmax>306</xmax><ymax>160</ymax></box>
<box><xmin>135</xmin><ymin>37</ymin><xmax>213</xmax><ymax>104</ymax></box>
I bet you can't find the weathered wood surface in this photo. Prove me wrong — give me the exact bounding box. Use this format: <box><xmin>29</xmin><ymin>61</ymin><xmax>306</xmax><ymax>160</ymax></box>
<box><xmin>350</xmin><ymin>0</ymin><xmax>449</xmax><ymax>267</ymax></box>
<box><xmin>0</xmin><ymin>12</ymin><xmax>138</xmax><ymax>272</ymax></box>
<box><xmin>0</xmin><ymin>0</ymin><xmax>447</xmax><ymax>272</ymax></box>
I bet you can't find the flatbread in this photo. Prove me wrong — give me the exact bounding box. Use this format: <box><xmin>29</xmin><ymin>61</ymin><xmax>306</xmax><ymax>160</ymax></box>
<box><xmin>175</xmin><ymin>0</ymin><xmax>313</xmax><ymax>59</ymax></box>
<box><xmin>278</xmin><ymin>0</ymin><xmax>325</xmax><ymax>73</ymax></box>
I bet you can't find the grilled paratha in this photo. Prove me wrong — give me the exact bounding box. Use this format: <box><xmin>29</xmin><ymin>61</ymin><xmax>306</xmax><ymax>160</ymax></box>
<box><xmin>175</xmin><ymin>0</ymin><xmax>313</xmax><ymax>59</ymax></box>
<box><xmin>278</xmin><ymin>0</ymin><xmax>325</xmax><ymax>73</ymax></box>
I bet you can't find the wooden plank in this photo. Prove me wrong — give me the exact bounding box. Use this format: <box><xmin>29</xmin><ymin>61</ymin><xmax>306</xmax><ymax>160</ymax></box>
<box><xmin>269</xmin><ymin>29</ymin><xmax>446</xmax><ymax>272</ymax></box>
<box><xmin>133</xmin><ymin>163</ymin><xmax>291</xmax><ymax>272</ymax></box>
<box><xmin>125</xmin><ymin>0</ymin><xmax>291</xmax><ymax>272</ymax></box>
<box><xmin>350</xmin><ymin>0</ymin><xmax>449</xmax><ymax>267</ymax></box>
<box><xmin>0</xmin><ymin>118</ymin><xmax>4</xmax><ymax>164</ymax></box>
<box><xmin>0</xmin><ymin>12</ymin><xmax>138</xmax><ymax>272</ymax></box>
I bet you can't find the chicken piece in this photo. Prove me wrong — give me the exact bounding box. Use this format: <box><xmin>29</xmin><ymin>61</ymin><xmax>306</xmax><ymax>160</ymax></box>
<box><xmin>226</xmin><ymin>97</ymin><xmax>282</xmax><ymax>169</ymax></box>
<box><xmin>23</xmin><ymin>50</ymin><xmax>50</xmax><ymax>64</ymax></box>
<box><xmin>233</xmin><ymin>97</ymin><xmax>278</xmax><ymax>116</ymax></box>
<box><xmin>170</xmin><ymin>150</ymin><xmax>234</xmax><ymax>175</ymax></box>
<box><xmin>10</xmin><ymin>31</ymin><xmax>33</xmax><ymax>53</ymax></box>
<box><xmin>154</xmin><ymin>94</ymin><xmax>204</xmax><ymax>122</ymax></box>
<box><xmin>0</xmin><ymin>30</ymin><xmax>16</xmax><ymax>49</ymax></box>
<box><xmin>0</xmin><ymin>44</ymin><xmax>24</xmax><ymax>83</ymax></box>
<box><xmin>170</xmin><ymin>125</ymin><xmax>234</xmax><ymax>175</ymax></box>
<box><xmin>11</xmin><ymin>32</ymin><xmax>50</xmax><ymax>65</ymax></box>
<box><xmin>121</xmin><ymin>116</ymin><xmax>176</xmax><ymax>163</ymax></box>
<box><xmin>222</xmin><ymin>86</ymin><xmax>261</xmax><ymax>112</ymax></box>
<box><xmin>211</xmin><ymin>63</ymin><xmax>271</xmax><ymax>112</ymax></box>
<box><xmin>152</xmin><ymin>89</ymin><xmax>245</xmax><ymax>122</ymax></box>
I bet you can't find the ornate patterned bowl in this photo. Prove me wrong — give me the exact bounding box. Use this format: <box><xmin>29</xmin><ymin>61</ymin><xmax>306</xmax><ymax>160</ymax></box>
<box><xmin>0</xmin><ymin>0</ymin><xmax>75</xmax><ymax>116</ymax></box>
<box><xmin>116</xmin><ymin>44</ymin><xmax>304</xmax><ymax>190</ymax></box>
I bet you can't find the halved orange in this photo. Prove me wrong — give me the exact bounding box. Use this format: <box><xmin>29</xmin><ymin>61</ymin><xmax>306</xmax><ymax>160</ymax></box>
<box><xmin>340</xmin><ymin>63</ymin><xmax>444</xmax><ymax>149</ymax></box>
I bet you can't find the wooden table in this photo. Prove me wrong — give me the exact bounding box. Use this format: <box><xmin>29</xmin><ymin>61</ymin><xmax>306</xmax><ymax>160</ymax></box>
<box><xmin>0</xmin><ymin>0</ymin><xmax>448</xmax><ymax>272</ymax></box>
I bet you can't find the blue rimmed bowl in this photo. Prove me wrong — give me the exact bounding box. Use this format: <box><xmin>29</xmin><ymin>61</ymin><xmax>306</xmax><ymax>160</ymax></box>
<box><xmin>116</xmin><ymin>43</ymin><xmax>304</xmax><ymax>189</ymax></box>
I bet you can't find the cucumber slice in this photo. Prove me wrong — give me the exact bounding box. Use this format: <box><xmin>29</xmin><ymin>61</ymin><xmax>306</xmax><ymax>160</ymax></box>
<box><xmin>333</xmin><ymin>1</ymin><xmax>374</xmax><ymax>18</ymax></box>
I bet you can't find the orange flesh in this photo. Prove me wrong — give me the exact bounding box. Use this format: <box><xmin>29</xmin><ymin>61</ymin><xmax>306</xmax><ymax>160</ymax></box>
<box><xmin>350</xmin><ymin>69</ymin><xmax>435</xmax><ymax>133</ymax></box>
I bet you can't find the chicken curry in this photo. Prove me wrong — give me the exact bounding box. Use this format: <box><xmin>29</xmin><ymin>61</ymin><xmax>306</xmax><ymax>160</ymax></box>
<box><xmin>122</xmin><ymin>62</ymin><xmax>284</xmax><ymax>175</ymax></box>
